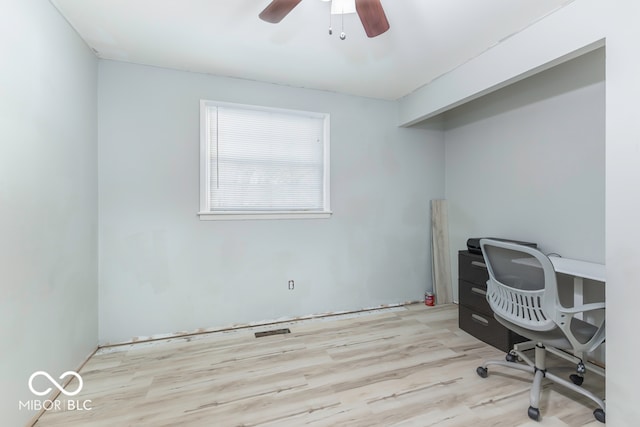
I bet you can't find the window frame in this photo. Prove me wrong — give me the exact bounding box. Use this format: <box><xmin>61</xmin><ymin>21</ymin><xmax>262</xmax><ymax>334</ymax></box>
<box><xmin>198</xmin><ymin>100</ymin><xmax>332</xmax><ymax>220</ymax></box>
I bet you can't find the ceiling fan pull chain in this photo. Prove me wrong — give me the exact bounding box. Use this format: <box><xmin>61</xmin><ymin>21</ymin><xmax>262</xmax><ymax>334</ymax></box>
<box><xmin>340</xmin><ymin>9</ymin><xmax>346</xmax><ymax>40</ymax></box>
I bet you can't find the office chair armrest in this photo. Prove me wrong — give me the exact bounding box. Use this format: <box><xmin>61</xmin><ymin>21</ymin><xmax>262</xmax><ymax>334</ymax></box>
<box><xmin>559</xmin><ymin>302</ymin><xmax>606</xmax><ymax>314</ymax></box>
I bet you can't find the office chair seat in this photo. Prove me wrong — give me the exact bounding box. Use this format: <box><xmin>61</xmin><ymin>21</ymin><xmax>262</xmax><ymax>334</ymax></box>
<box><xmin>475</xmin><ymin>239</ymin><xmax>606</xmax><ymax>423</ymax></box>
<box><xmin>494</xmin><ymin>314</ymin><xmax>599</xmax><ymax>351</ymax></box>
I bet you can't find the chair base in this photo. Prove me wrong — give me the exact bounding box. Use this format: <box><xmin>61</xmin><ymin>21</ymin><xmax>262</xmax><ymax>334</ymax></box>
<box><xmin>477</xmin><ymin>342</ymin><xmax>605</xmax><ymax>423</ymax></box>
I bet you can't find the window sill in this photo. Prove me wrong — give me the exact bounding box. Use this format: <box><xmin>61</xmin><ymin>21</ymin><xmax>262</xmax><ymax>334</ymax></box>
<box><xmin>198</xmin><ymin>211</ymin><xmax>333</xmax><ymax>221</ymax></box>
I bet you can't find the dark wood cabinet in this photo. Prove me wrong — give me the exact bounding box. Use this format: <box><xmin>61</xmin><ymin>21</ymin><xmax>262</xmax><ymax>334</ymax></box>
<box><xmin>458</xmin><ymin>250</ymin><xmax>526</xmax><ymax>353</ymax></box>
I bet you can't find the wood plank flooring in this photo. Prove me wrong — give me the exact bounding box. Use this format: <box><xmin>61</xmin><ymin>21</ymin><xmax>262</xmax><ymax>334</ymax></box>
<box><xmin>34</xmin><ymin>304</ymin><xmax>605</xmax><ymax>426</ymax></box>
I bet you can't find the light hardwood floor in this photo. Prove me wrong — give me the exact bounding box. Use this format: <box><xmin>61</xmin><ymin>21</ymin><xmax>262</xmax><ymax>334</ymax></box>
<box><xmin>34</xmin><ymin>304</ymin><xmax>605</xmax><ymax>427</ymax></box>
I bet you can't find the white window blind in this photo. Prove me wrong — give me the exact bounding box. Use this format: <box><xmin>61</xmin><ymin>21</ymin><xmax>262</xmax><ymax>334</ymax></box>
<box><xmin>199</xmin><ymin>101</ymin><xmax>331</xmax><ymax>220</ymax></box>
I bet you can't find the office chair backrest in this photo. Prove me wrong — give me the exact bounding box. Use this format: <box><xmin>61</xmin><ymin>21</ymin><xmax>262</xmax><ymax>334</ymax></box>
<box><xmin>480</xmin><ymin>239</ymin><xmax>559</xmax><ymax>332</ymax></box>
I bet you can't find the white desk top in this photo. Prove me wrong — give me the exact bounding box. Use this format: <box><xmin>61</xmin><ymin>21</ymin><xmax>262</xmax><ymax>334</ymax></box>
<box><xmin>548</xmin><ymin>256</ymin><xmax>606</xmax><ymax>282</ymax></box>
<box><xmin>512</xmin><ymin>256</ymin><xmax>606</xmax><ymax>282</ymax></box>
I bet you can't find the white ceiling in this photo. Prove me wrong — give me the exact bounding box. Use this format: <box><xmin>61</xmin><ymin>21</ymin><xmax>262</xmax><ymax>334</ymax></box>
<box><xmin>51</xmin><ymin>0</ymin><xmax>574</xmax><ymax>100</ymax></box>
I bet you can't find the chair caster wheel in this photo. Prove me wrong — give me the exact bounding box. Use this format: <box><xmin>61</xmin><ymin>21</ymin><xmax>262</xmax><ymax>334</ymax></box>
<box><xmin>528</xmin><ymin>406</ymin><xmax>540</xmax><ymax>421</ymax></box>
<box><xmin>593</xmin><ymin>408</ymin><xmax>605</xmax><ymax>423</ymax></box>
<box><xmin>570</xmin><ymin>374</ymin><xmax>584</xmax><ymax>386</ymax></box>
<box><xmin>476</xmin><ymin>367</ymin><xmax>488</xmax><ymax>378</ymax></box>
<box><xmin>505</xmin><ymin>352</ymin><xmax>517</xmax><ymax>363</ymax></box>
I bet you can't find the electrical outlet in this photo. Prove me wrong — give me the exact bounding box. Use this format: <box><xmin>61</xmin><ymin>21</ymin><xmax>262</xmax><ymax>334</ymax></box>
<box><xmin>288</xmin><ymin>280</ymin><xmax>295</xmax><ymax>290</ymax></box>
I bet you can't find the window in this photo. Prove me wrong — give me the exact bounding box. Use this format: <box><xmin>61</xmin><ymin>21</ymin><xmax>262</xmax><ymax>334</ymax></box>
<box><xmin>199</xmin><ymin>100</ymin><xmax>331</xmax><ymax>220</ymax></box>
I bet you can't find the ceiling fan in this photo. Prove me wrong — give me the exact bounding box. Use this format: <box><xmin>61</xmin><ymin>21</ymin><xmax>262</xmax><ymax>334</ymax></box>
<box><xmin>259</xmin><ymin>0</ymin><xmax>390</xmax><ymax>38</ymax></box>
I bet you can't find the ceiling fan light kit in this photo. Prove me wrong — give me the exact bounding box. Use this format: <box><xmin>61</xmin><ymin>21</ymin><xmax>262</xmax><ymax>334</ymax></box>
<box><xmin>259</xmin><ymin>0</ymin><xmax>389</xmax><ymax>39</ymax></box>
<box><xmin>329</xmin><ymin>0</ymin><xmax>356</xmax><ymax>15</ymax></box>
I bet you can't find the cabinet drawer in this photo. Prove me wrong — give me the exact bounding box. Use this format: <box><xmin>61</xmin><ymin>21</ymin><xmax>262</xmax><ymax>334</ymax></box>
<box><xmin>458</xmin><ymin>252</ymin><xmax>489</xmax><ymax>285</ymax></box>
<box><xmin>458</xmin><ymin>305</ymin><xmax>526</xmax><ymax>353</ymax></box>
<box><xmin>458</xmin><ymin>279</ymin><xmax>491</xmax><ymax>315</ymax></box>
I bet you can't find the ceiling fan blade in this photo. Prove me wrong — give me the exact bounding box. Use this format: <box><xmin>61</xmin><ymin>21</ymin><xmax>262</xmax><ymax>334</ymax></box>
<box><xmin>259</xmin><ymin>0</ymin><xmax>302</xmax><ymax>24</ymax></box>
<box><xmin>355</xmin><ymin>0</ymin><xmax>390</xmax><ymax>38</ymax></box>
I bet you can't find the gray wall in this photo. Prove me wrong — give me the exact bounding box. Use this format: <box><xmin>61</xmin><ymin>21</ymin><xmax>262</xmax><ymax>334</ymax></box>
<box><xmin>442</xmin><ymin>49</ymin><xmax>605</xmax><ymax>301</ymax></box>
<box><xmin>98</xmin><ymin>61</ymin><xmax>444</xmax><ymax>344</ymax></box>
<box><xmin>0</xmin><ymin>0</ymin><xmax>98</xmax><ymax>425</ymax></box>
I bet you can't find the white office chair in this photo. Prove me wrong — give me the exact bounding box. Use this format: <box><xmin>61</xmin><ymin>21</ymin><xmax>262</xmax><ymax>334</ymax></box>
<box><xmin>475</xmin><ymin>239</ymin><xmax>606</xmax><ymax>423</ymax></box>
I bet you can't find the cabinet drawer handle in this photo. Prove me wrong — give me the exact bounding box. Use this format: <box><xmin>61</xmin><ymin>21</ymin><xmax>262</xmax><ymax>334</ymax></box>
<box><xmin>471</xmin><ymin>314</ymin><xmax>489</xmax><ymax>326</ymax></box>
<box><xmin>471</xmin><ymin>260</ymin><xmax>487</xmax><ymax>269</ymax></box>
<box><xmin>471</xmin><ymin>287</ymin><xmax>487</xmax><ymax>296</ymax></box>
